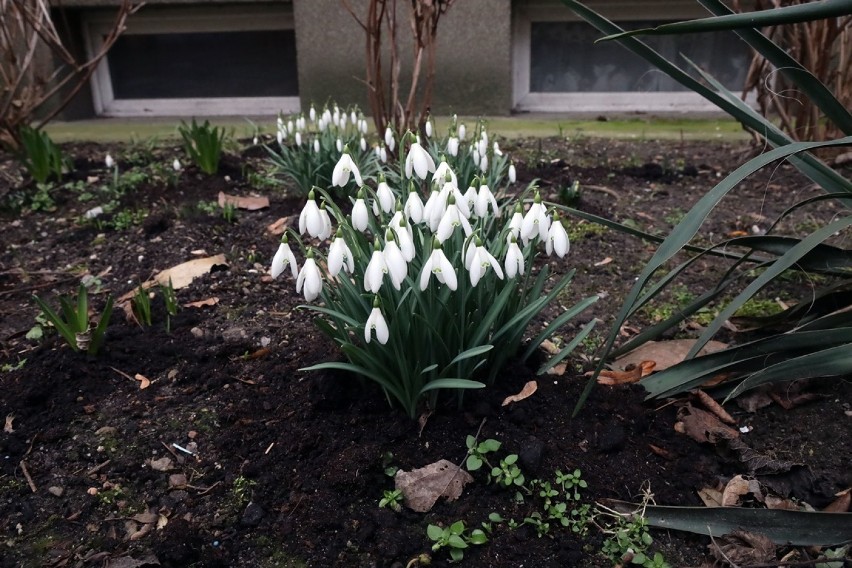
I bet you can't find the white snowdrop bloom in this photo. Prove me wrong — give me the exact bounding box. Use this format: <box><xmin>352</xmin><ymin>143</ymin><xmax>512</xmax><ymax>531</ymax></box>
<box><xmin>322</xmin><ymin>108</ymin><xmax>332</xmax><ymax>127</ymax></box>
<box><xmin>404</xmin><ymin>187</ymin><xmax>424</xmax><ymax>224</ymax></box>
<box><xmin>252</xmin><ymin>135</ymin><xmax>259</xmax><ymax>146</ymax></box>
<box><xmin>447</xmin><ymin>136</ymin><xmax>459</xmax><ymax>157</ymax></box>
<box><xmin>475</xmin><ymin>183</ymin><xmax>499</xmax><ymax>217</ymax></box>
<box><xmin>364</xmin><ymin>248</ymin><xmax>388</xmax><ymax>293</ymax></box>
<box><xmin>380</xmin><ymin>146</ymin><xmax>388</xmax><ymax>163</ymax></box>
<box><xmin>361</xmin><ymin>119</ymin><xmax>369</xmax><ymax>134</ymax></box>
<box><xmin>480</xmin><ymin>153</ymin><xmax>489</xmax><ymax>173</ymax></box>
<box><xmin>172</xmin><ymin>158</ymin><xmax>182</xmax><ymax>172</ymax></box>
<box><xmin>309</xmin><ymin>106</ymin><xmax>317</xmax><ymax>122</ymax></box>
<box><xmin>508</xmin><ymin>163</ymin><xmax>517</xmax><ymax>184</ymax></box>
<box><xmin>383</xmin><ymin>237</ymin><xmax>407</xmax><ymax>290</ymax></box>
<box><xmin>327</xmin><ymin>232</ymin><xmax>355</xmax><ymax>276</ymax></box>
<box><xmin>374</xmin><ymin>145</ymin><xmax>382</xmax><ymax>160</ymax></box>
<box><xmin>422</xmin><ymin>187</ymin><xmax>443</xmax><ymax>231</ymax></box>
<box><xmin>546</xmin><ymin>213</ymin><xmax>571</xmax><ymax>258</ymax></box>
<box><xmin>419</xmin><ymin>245</ymin><xmax>457</xmax><ymax>291</ymax></box>
<box><xmin>270</xmin><ymin>238</ymin><xmax>298</xmax><ymax>280</ymax></box>
<box><xmin>350</xmin><ymin>110</ymin><xmax>358</xmax><ymax>125</ymax></box>
<box><xmin>314</xmin><ymin>139</ymin><xmax>320</xmax><ymax>154</ymax></box>
<box><xmin>375</xmin><ymin>178</ymin><xmax>395</xmax><ymax>214</ymax></box>
<box><xmin>458</xmin><ymin>123</ymin><xmax>466</xmax><ymax>140</ymax></box>
<box><xmin>352</xmin><ymin>194</ymin><xmax>370</xmax><ymax>232</ymax></box>
<box><xmin>317</xmin><ymin>206</ymin><xmax>333</xmax><ymax>240</ymax></box>
<box><xmin>287</xmin><ymin>120</ymin><xmax>295</xmax><ymax>134</ymax></box>
<box><xmin>364</xmin><ymin>304</ymin><xmax>389</xmax><ymax>344</ymax></box>
<box><xmin>467</xmin><ymin>242</ymin><xmax>504</xmax><ymax>287</ymax></box>
<box><xmin>332</xmin><ymin>106</ymin><xmax>340</xmax><ymax>126</ymax></box>
<box><xmin>520</xmin><ymin>193</ymin><xmax>551</xmax><ymax>243</ymax></box>
<box><xmin>478</xmin><ymin>137</ymin><xmax>488</xmax><ymax>157</ymax></box>
<box><xmin>493</xmin><ymin>141</ymin><xmax>503</xmax><ymax>156</ymax></box>
<box><xmin>504</xmin><ymin>236</ymin><xmax>525</xmax><ymax>279</ymax></box>
<box><xmin>463</xmin><ymin>185</ymin><xmax>478</xmax><ymax>214</ymax></box>
<box><xmin>405</xmin><ymin>142</ymin><xmax>436</xmax><ymax>180</ymax></box>
<box><xmin>336</xmin><ymin>138</ymin><xmax>343</xmax><ymax>153</ymax></box>
<box><xmin>331</xmin><ymin>150</ymin><xmax>364</xmax><ymax>187</ymax></box>
<box><xmin>392</xmin><ymin>219</ymin><xmax>416</xmax><ymax>262</ymax></box>
<box><xmin>277</xmin><ymin>116</ymin><xmax>284</xmax><ymax>128</ymax></box>
<box><xmin>385</xmin><ymin>127</ymin><xmax>395</xmax><ymax>152</ymax></box>
<box><xmin>436</xmin><ymin>197</ymin><xmax>473</xmax><ymax>243</ymax></box>
<box><xmin>472</xmin><ymin>148</ymin><xmax>480</xmax><ymax>166</ymax></box>
<box><xmin>425</xmin><ymin>119</ymin><xmax>433</xmax><ymax>137</ymax></box>
<box><xmin>432</xmin><ymin>159</ymin><xmax>457</xmax><ymax>188</ymax></box>
<box><xmin>296</xmin><ymin>252</ymin><xmax>323</xmax><ymax>302</ymax></box>
<box><xmin>480</xmin><ymin>129</ymin><xmax>489</xmax><ymax>146</ymax></box>
<box><xmin>507</xmin><ymin>203</ymin><xmax>524</xmax><ymax>239</ymax></box>
<box><xmin>297</xmin><ymin>116</ymin><xmax>306</xmax><ymax>130</ymax></box>
<box><xmin>360</xmin><ymin>136</ymin><xmax>367</xmax><ymax>152</ymax></box>
<box><xmin>295</xmin><ymin>132</ymin><xmax>302</xmax><ymax>147</ymax></box>
<box><xmin>298</xmin><ymin>193</ymin><xmax>325</xmax><ymax>238</ymax></box>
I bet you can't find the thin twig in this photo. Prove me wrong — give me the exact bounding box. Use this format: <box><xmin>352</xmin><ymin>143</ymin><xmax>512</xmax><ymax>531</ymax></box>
<box><xmin>19</xmin><ymin>460</ymin><xmax>37</xmax><ymax>493</ymax></box>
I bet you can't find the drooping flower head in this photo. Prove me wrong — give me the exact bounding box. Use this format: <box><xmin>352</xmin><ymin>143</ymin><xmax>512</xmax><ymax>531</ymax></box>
<box><xmin>270</xmin><ymin>233</ymin><xmax>298</xmax><ymax>280</ymax></box>
<box><xmin>375</xmin><ymin>174</ymin><xmax>395</xmax><ymax>215</ymax></box>
<box><xmin>332</xmin><ymin>146</ymin><xmax>364</xmax><ymax>187</ymax></box>
<box><xmin>419</xmin><ymin>239</ymin><xmax>458</xmax><ymax>291</ymax></box>
<box><xmin>352</xmin><ymin>187</ymin><xmax>370</xmax><ymax>232</ymax></box>
<box><xmin>504</xmin><ymin>234</ymin><xmax>525</xmax><ymax>279</ymax></box>
<box><xmin>364</xmin><ymin>296</ymin><xmax>389</xmax><ymax>345</ymax></box>
<box><xmin>546</xmin><ymin>210</ymin><xmax>571</xmax><ymax>258</ymax></box>
<box><xmin>405</xmin><ymin>137</ymin><xmax>436</xmax><ymax>180</ymax></box>
<box><xmin>364</xmin><ymin>239</ymin><xmax>388</xmax><ymax>294</ymax></box>
<box><xmin>299</xmin><ymin>190</ymin><xmax>327</xmax><ymax>238</ymax></box>
<box><xmin>296</xmin><ymin>248</ymin><xmax>323</xmax><ymax>301</ymax></box>
<box><xmin>328</xmin><ymin>228</ymin><xmax>354</xmax><ymax>276</ymax></box>
<box><xmin>520</xmin><ymin>191</ymin><xmax>551</xmax><ymax>244</ymax></box>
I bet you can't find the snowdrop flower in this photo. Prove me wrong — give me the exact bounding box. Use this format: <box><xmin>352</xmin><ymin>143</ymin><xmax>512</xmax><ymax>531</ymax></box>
<box><xmin>463</xmin><ymin>185</ymin><xmax>478</xmax><ymax>213</ymax></box>
<box><xmin>361</xmin><ymin>119</ymin><xmax>369</xmax><ymax>134</ymax></box>
<box><xmin>419</xmin><ymin>241</ymin><xmax>457</xmax><ymax>291</ymax></box>
<box><xmin>475</xmin><ymin>183</ymin><xmax>499</xmax><ymax>217</ymax></box>
<box><xmin>404</xmin><ymin>184</ymin><xmax>424</xmax><ymax>224</ymax></box>
<box><xmin>295</xmin><ymin>132</ymin><xmax>302</xmax><ymax>147</ymax></box>
<box><xmin>309</xmin><ymin>105</ymin><xmax>317</xmax><ymax>122</ymax></box>
<box><xmin>425</xmin><ymin>119</ymin><xmax>433</xmax><ymax>137</ymax></box>
<box><xmin>336</xmin><ymin>138</ymin><xmax>343</xmax><ymax>153</ymax></box>
<box><xmin>422</xmin><ymin>186</ymin><xmax>442</xmax><ymax>230</ymax></box>
<box><xmin>447</xmin><ymin>136</ymin><xmax>459</xmax><ymax>157</ymax></box>
<box><xmin>332</xmin><ymin>147</ymin><xmax>364</xmax><ymax>187</ymax></box>
<box><xmin>472</xmin><ymin>148</ymin><xmax>480</xmax><ymax>166</ymax></box>
<box><xmin>332</xmin><ymin>106</ymin><xmax>340</xmax><ymax>126</ymax></box>
<box><xmin>465</xmin><ymin>239</ymin><xmax>504</xmax><ymax>287</ymax></box>
<box><xmin>504</xmin><ymin>235</ymin><xmax>525</xmax><ymax>279</ymax></box>
<box><xmin>380</xmin><ymin>145</ymin><xmax>388</xmax><ymax>163</ymax></box>
<box><xmin>507</xmin><ymin>202</ymin><xmax>524</xmax><ymax>239</ymax></box>
<box><xmin>405</xmin><ymin>141</ymin><xmax>436</xmax><ymax>180</ymax></box>
<box><xmin>478</xmin><ymin>137</ymin><xmax>488</xmax><ymax>157</ymax></box>
<box><xmin>432</xmin><ymin>158</ymin><xmax>457</xmax><ymax>188</ymax></box>
<box><xmin>327</xmin><ymin>229</ymin><xmax>355</xmax><ymax>276</ymax></box>
<box><xmin>436</xmin><ymin>194</ymin><xmax>473</xmax><ymax>243</ymax></box>
<box><xmin>375</xmin><ymin>176</ymin><xmax>395</xmax><ymax>214</ymax></box>
<box><xmin>392</xmin><ymin>217</ymin><xmax>416</xmax><ymax>261</ymax></box>
<box><xmin>352</xmin><ymin>189</ymin><xmax>370</xmax><ymax>232</ymax></box>
<box><xmin>297</xmin><ymin>116</ymin><xmax>306</xmax><ymax>130</ymax></box>
<box><xmin>298</xmin><ymin>191</ymin><xmax>326</xmax><ymax>238</ymax></box>
<box><xmin>350</xmin><ymin>110</ymin><xmax>358</xmax><ymax>125</ymax></box>
<box><xmin>546</xmin><ymin>211</ymin><xmax>570</xmax><ymax>258</ymax></box>
<box><xmin>287</xmin><ymin>119</ymin><xmax>295</xmax><ymax>134</ymax></box>
<box><xmin>172</xmin><ymin>158</ymin><xmax>182</xmax><ymax>172</ymax></box>
<box><xmin>105</xmin><ymin>154</ymin><xmax>115</xmax><ymax>168</ymax></box>
<box><xmin>521</xmin><ymin>192</ymin><xmax>551</xmax><ymax>244</ymax></box>
<box><xmin>296</xmin><ymin>249</ymin><xmax>323</xmax><ymax>301</ymax></box>
<box><xmin>458</xmin><ymin>123</ymin><xmax>466</xmax><ymax>140</ymax></box>
<box><xmin>365</xmin><ymin>298</ymin><xmax>389</xmax><ymax>344</ymax></box>
<box><xmin>314</xmin><ymin>139</ymin><xmax>320</xmax><ymax>154</ymax></box>
<box><xmin>252</xmin><ymin>135</ymin><xmax>259</xmax><ymax>146</ymax></box>
<box><xmin>385</xmin><ymin>127</ymin><xmax>395</xmax><ymax>152</ymax></box>
<box><xmin>479</xmin><ymin>153</ymin><xmax>489</xmax><ymax>173</ymax></box>
<box><xmin>360</xmin><ymin>136</ymin><xmax>367</xmax><ymax>152</ymax></box>
<box><xmin>317</xmin><ymin>204</ymin><xmax>333</xmax><ymax>240</ymax></box>
<box><xmin>277</xmin><ymin>116</ymin><xmax>284</xmax><ymax>128</ymax></box>
<box><xmin>270</xmin><ymin>235</ymin><xmax>298</xmax><ymax>280</ymax></box>
<box><xmin>493</xmin><ymin>141</ymin><xmax>503</xmax><ymax>156</ymax></box>
<box><xmin>508</xmin><ymin>162</ymin><xmax>517</xmax><ymax>184</ymax></box>
<box><xmin>364</xmin><ymin>242</ymin><xmax>389</xmax><ymax>293</ymax></box>
<box><xmin>383</xmin><ymin>232</ymin><xmax>407</xmax><ymax>290</ymax></box>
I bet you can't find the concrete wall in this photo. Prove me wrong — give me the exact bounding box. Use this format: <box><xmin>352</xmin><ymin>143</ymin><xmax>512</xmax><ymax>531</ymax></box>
<box><xmin>293</xmin><ymin>0</ymin><xmax>512</xmax><ymax>117</ymax></box>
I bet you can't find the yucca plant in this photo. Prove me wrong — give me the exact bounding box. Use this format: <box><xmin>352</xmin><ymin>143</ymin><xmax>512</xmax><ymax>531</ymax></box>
<box><xmin>559</xmin><ymin>0</ymin><xmax>852</xmax><ymax>413</ymax></box>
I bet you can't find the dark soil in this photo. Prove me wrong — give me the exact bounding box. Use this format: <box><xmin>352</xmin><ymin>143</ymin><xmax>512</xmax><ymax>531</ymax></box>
<box><xmin>0</xmin><ymin>136</ymin><xmax>849</xmax><ymax>568</ymax></box>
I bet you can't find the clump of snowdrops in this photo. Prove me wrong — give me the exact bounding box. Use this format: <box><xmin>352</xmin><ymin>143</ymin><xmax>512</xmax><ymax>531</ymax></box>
<box><xmin>270</xmin><ymin>128</ymin><xmax>598</xmax><ymax>418</ymax></box>
<box><xmin>266</xmin><ymin>102</ymin><xmax>379</xmax><ymax>196</ymax></box>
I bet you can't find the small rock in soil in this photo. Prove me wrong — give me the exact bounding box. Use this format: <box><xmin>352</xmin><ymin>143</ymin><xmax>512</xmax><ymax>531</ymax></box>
<box><xmin>241</xmin><ymin>502</ymin><xmax>264</xmax><ymax>527</ymax></box>
<box><xmin>95</xmin><ymin>426</ymin><xmax>117</xmax><ymax>437</ymax></box>
<box><xmin>597</xmin><ymin>420</ymin><xmax>626</xmax><ymax>453</ymax></box>
<box><xmin>222</xmin><ymin>327</ymin><xmax>248</xmax><ymax>343</ymax></box>
<box><xmin>190</xmin><ymin>327</ymin><xmax>204</xmax><ymax>338</ymax></box>
<box><xmin>48</xmin><ymin>486</ymin><xmax>64</xmax><ymax>497</ymax></box>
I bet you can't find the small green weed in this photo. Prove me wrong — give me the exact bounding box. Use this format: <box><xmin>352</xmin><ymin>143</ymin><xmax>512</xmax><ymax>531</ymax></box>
<box><xmin>32</xmin><ymin>285</ymin><xmax>113</xmax><ymax>355</ymax></box>
<box><xmin>179</xmin><ymin>118</ymin><xmax>227</xmax><ymax>175</ymax></box>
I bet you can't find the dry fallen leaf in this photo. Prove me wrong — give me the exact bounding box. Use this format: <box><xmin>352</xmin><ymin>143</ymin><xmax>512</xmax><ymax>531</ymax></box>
<box><xmin>218</xmin><ymin>191</ymin><xmax>269</xmax><ymax>211</ymax></box>
<box><xmin>502</xmin><ymin>381</ymin><xmax>538</xmax><ymax>406</ymax></box>
<box><xmin>593</xmin><ymin>256</ymin><xmax>613</xmax><ymax>266</ymax></box>
<box><xmin>697</xmin><ymin>486</ymin><xmax>724</xmax><ymax>508</ymax></box>
<box><xmin>134</xmin><ymin>374</ymin><xmax>151</xmax><ymax>390</ymax></box>
<box><xmin>675</xmin><ymin>404</ymin><xmax>740</xmax><ymax>444</ymax></box>
<box><xmin>395</xmin><ymin>459</ymin><xmax>474</xmax><ymax>513</ymax></box>
<box><xmin>149</xmin><ymin>457</ymin><xmax>173</xmax><ymax>472</ymax></box>
<box><xmin>594</xmin><ymin>361</ymin><xmax>655</xmax><ymax>385</ymax></box>
<box><xmin>710</xmin><ymin>530</ymin><xmax>775</xmax><ymax>567</ymax></box>
<box><xmin>168</xmin><ymin>474</ymin><xmax>187</xmax><ymax>489</ymax></box>
<box><xmin>721</xmin><ymin>475</ymin><xmax>763</xmax><ymax>507</ymax></box>
<box><xmin>267</xmin><ymin>215</ymin><xmax>296</xmax><ymax>235</ymax></box>
<box><xmin>648</xmin><ymin>444</ymin><xmax>676</xmax><ymax>461</ymax></box>
<box><xmin>824</xmin><ymin>488</ymin><xmax>851</xmax><ymax>513</ymax></box>
<box><xmin>183</xmin><ymin>297</ymin><xmax>220</xmax><ymax>308</ymax></box>
<box><xmin>154</xmin><ymin>254</ymin><xmax>227</xmax><ymax>290</ymax></box>
<box><xmin>614</xmin><ymin>339</ymin><xmax>728</xmax><ymax>372</ymax></box>
<box><xmin>736</xmin><ymin>388</ymin><xmax>774</xmax><ymax>413</ymax></box>
<box><xmin>4</xmin><ymin>414</ymin><xmax>14</xmax><ymax>433</ymax></box>
<box><xmin>540</xmin><ymin>339</ymin><xmax>560</xmax><ymax>355</ymax></box>
<box><xmin>693</xmin><ymin>389</ymin><xmax>736</xmax><ymax>425</ymax></box>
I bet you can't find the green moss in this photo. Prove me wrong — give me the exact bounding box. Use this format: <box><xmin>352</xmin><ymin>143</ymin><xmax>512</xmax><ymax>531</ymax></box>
<box><xmin>734</xmin><ymin>298</ymin><xmax>785</xmax><ymax>318</ymax></box>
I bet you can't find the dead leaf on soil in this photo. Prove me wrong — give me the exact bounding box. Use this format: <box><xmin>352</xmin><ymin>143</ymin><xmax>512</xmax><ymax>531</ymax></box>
<box><xmin>736</xmin><ymin>388</ymin><xmax>774</xmax><ymax>413</ymax></box>
<box><xmin>697</xmin><ymin>485</ymin><xmax>724</xmax><ymax>507</ymax></box>
<box><xmin>546</xmin><ymin>362</ymin><xmax>567</xmax><ymax>376</ymax></box>
<box><xmin>648</xmin><ymin>444</ymin><xmax>676</xmax><ymax>461</ymax></box>
<box><xmin>502</xmin><ymin>381</ymin><xmax>537</xmax><ymax>406</ymax></box>
<box><xmin>593</xmin><ymin>361</ymin><xmax>655</xmax><ymax>385</ymax></box>
<box><xmin>127</xmin><ymin>521</ymin><xmax>152</xmax><ymax>541</ymax></box>
<box><xmin>267</xmin><ymin>216</ymin><xmax>296</xmax><ymax>235</ymax></box>
<box><xmin>719</xmin><ymin>436</ymin><xmax>802</xmax><ymax>475</ymax></box>
<box><xmin>4</xmin><ymin>414</ymin><xmax>14</xmax><ymax>433</ymax></box>
<box><xmin>134</xmin><ymin>374</ymin><xmax>151</xmax><ymax>390</ymax></box>
<box><xmin>395</xmin><ymin>459</ymin><xmax>474</xmax><ymax>513</ymax></box>
<box><xmin>154</xmin><ymin>254</ymin><xmax>227</xmax><ymax>290</ymax></box>
<box><xmin>692</xmin><ymin>389</ymin><xmax>737</xmax><ymax>425</ymax></box>
<box><xmin>764</xmin><ymin>495</ymin><xmax>806</xmax><ymax>511</ymax></box>
<box><xmin>710</xmin><ymin>530</ymin><xmax>775</xmax><ymax>567</ymax></box>
<box><xmin>614</xmin><ymin>339</ymin><xmax>728</xmax><ymax>372</ymax></box>
<box><xmin>183</xmin><ymin>297</ymin><xmax>219</xmax><ymax>308</ymax></box>
<box><xmin>594</xmin><ymin>257</ymin><xmax>613</xmax><ymax>266</ymax></box>
<box><xmin>148</xmin><ymin>457</ymin><xmax>173</xmax><ymax>472</ymax></box>
<box><xmin>131</xmin><ymin>511</ymin><xmax>158</xmax><ymax>525</ymax></box>
<box><xmin>674</xmin><ymin>404</ymin><xmax>740</xmax><ymax>444</ymax></box>
<box><xmin>721</xmin><ymin>475</ymin><xmax>763</xmax><ymax>507</ymax></box>
<box><xmin>824</xmin><ymin>488</ymin><xmax>851</xmax><ymax>513</ymax></box>
<box><xmin>105</xmin><ymin>552</ymin><xmax>160</xmax><ymax>568</ymax></box>
<box><xmin>168</xmin><ymin>474</ymin><xmax>187</xmax><ymax>489</ymax></box>
<box><xmin>540</xmin><ymin>339</ymin><xmax>560</xmax><ymax>355</ymax></box>
<box><xmin>217</xmin><ymin>191</ymin><xmax>269</xmax><ymax>211</ymax></box>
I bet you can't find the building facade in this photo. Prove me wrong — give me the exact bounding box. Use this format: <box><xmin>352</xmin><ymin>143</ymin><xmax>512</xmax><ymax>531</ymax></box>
<box><xmin>55</xmin><ymin>0</ymin><xmax>751</xmax><ymax>119</ymax></box>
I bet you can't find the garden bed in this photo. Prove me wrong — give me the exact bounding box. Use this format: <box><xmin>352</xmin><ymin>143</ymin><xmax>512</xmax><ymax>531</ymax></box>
<box><xmin>0</xmin><ymin>136</ymin><xmax>849</xmax><ymax>567</ymax></box>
